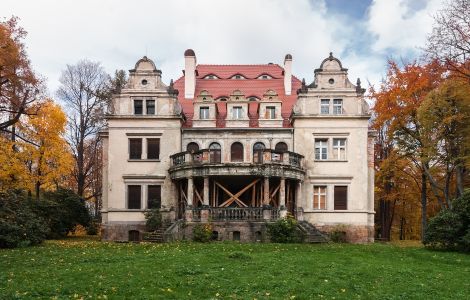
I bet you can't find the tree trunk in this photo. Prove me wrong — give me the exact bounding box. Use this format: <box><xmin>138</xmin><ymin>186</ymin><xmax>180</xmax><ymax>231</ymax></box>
<box><xmin>421</xmin><ymin>171</ymin><xmax>427</xmax><ymax>241</ymax></box>
<box><xmin>455</xmin><ymin>164</ymin><xmax>465</xmax><ymax>198</ymax></box>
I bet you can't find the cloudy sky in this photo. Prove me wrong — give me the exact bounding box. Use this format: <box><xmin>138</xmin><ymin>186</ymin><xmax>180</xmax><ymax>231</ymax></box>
<box><xmin>3</xmin><ymin>0</ymin><xmax>443</xmax><ymax>95</ymax></box>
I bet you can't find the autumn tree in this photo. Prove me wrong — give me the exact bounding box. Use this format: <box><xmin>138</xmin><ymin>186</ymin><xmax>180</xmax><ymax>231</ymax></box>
<box><xmin>57</xmin><ymin>60</ymin><xmax>109</xmax><ymax>198</ymax></box>
<box><xmin>0</xmin><ymin>17</ymin><xmax>41</xmax><ymax>136</ymax></box>
<box><xmin>20</xmin><ymin>100</ymin><xmax>73</xmax><ymax>199</ymax></box>
<box><xmin>418</xmin><ymin>78</ymin><xmax>470</xmax><ymax>205</ymax></box>
<box><xmin>425</xmin><ymin>0</ymin><xmax>470</xmax><ymax>80</ymax></box>
<box><xmin>372</xmin><ymin>60</ymin><xmax>444</xmax><ymax>240</ymax></box>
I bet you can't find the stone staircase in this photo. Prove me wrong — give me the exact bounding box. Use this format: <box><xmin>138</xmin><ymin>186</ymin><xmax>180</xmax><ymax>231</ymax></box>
<box><xmin>143</xmin><ymin>220</ymin><xmax>173</xmax><ymax>243</ymax></box>
<box><xmin>297</xmin><ymin>221</ymin><xmax>330</xmax><ymax>243</ymax></box>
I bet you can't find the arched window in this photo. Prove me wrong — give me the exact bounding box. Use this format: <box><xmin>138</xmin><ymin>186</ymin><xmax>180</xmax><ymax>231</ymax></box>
<box><xmin>209</xmin><ymin>142</ymin><xmax>221</xmax><ymax>163</ymax></box>
<box><xmin>231</xmin><ymin>142</ymin><xmax>244</xmax><ymax>162</ymax></box>
<box><xmin>186</xmin><ymin>142</ymin><xmax>199</xmax><ymax>152</ymax></box>
<box><xmin>253</xmin><ymin>142</ymin><xmax>265</xmax><ymax>163</ymax></box>
<box><xmin>275</xmin><ymin>142</ymin><xmax>288</xmax><ymax>152</ymax></box>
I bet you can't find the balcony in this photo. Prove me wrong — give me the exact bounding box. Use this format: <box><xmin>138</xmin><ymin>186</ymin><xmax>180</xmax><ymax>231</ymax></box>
<box><xmin>169</xmin><ymin>148</ymin><xmax>305</xmax><ymax>180</ymax></box>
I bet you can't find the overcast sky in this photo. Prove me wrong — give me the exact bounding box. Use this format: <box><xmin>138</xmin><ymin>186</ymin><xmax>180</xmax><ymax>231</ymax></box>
<box><xmin>3</xmin><ymin>0</ymin><xmax>443</xmax><ymax>95</ymax></box>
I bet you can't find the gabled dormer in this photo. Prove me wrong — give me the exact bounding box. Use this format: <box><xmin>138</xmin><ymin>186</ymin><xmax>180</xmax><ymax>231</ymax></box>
<box><xmin>110</xmin><ymin>56</ymin><xmax>182</xmax><ymax>117</ymax></box>
<box><xmin>292</xmin><ymin>53</ymin><xmax>369</xmax><ymax>117</ymax></box>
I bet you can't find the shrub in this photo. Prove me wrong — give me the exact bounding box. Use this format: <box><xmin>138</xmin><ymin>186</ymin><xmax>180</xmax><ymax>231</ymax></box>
<box><xmin>86</xmin><ymin>221</ymin><xmax>99</xmax><ymax>235</ymax></box>
<box><xmin>144</xmin><ymin>208</ymin><xmax>162</xmax><ymax>232</ymax></box>
<box><xmin>34</xmin><ymin>188</ymin><xmax>91</xmax><ymax>238</ymax></box>
<box><xmin>0</xmin><ymin>191</ymin><xmax>49</xmax><ymax>248</ymax></box>
<box><xmin>424</xmin><ymin>190</ymin><xmax>470</xmax><ymax>252</ymax></box>
<box><xmin>192</xmin><ymin>223</ymin><xmax>212</xmax><ymax>242</ymax></box>
<box><xmin>267</xmin><ymin>214</ymin><xmax>305</xmax><ymax>243</ymax></box>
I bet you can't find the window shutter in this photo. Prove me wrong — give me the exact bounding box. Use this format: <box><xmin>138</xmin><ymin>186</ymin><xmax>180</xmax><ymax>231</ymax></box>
<box><xmin>128</xmin><ymin>185</ymin><xmax>141</xmax><ymax>209</ymax></box>
<box><xmin>129</xmin><ymin>139</ymin><xmax>142</xmax><ymax>159</ymax></box>
<box><xmin>334</xmin><ymin>186</ymin><xmax>347</xmax><ymax>210</ymax></box>
<box><xmin>148</xmin><ymin>185</ymin><xmax>161</xmax><ymax>209</ymax></box>
<box><xmin>147</xmin><ymin>138</ymin><xmax>160</xmax><ymax>159</ymax></box>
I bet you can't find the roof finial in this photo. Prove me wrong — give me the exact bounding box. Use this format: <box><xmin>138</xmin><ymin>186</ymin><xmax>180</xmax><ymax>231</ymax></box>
<box><xmin>329</xmin><ymin>52</ymin><xmax>333</xmax><ymax>59</ymax></box>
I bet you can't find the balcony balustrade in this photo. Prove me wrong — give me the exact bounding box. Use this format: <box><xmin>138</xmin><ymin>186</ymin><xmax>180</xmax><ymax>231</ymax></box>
<box><xmin>170</xmin><ymin>148</ymin><xmax>303</xmax><ymax>169</ymax></box>
<box><xmin>190</xmin><ymin>207</ymin><xmax>280</xmax><ymax>222</ymax></box>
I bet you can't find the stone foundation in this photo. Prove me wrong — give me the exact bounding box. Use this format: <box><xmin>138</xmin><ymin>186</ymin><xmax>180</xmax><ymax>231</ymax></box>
<box><xmin>183</xmin><ymin>221</ymin><xmax>268</xmax><ymax>242</ymax></box>
<box><xmin>317</xmin><ymin>225</ymin><xmax>374</xmax><ymax>243</ymax></box>
<box><xmin>101</xmin><ymin>223</ymin><xmax>147</xmax><ymax>241</ymax></box>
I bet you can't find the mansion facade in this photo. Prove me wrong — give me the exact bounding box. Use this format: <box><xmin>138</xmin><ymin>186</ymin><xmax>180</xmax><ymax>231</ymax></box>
<box><xmin>101</xmin><ymin>50</ymin><xmax>375</xmax><ymax>243</ymax></box>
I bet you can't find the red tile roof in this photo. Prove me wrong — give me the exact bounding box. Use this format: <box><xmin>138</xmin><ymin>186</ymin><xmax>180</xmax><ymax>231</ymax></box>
<box><xmin>173</xmin><ymin>64</ymin><xmax>302</xmax><ymax>128</ymax></box>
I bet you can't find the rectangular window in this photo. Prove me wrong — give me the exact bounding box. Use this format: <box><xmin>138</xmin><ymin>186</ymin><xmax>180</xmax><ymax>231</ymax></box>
<box><xmin>334</xmin><ymin>186</ymin><xmax>348</xmax><ymax>210</ymax></box>
<box><xmin>265</xmin><ymin>106</ymin><xmax>276</xmax><ymax>119</ymax></box>
<box><xmin>134</xmin><ymin>100</ymin><xmax>143</xmax><ymax>115</ymax></box>
<box><xmin>333</xmin><ymin>99</ymin><xmax>343</xmax><ymax>115</ymax></box>
<box><xmin>128</xmin><ymin>185</ymin><xmax>141</xmax><ymax>209</ymax></box>
<box><xmin>129</xmin><ymin>138</ymin><xmax>142</xmax><ymax>159</ymax></box>
<box><xmin>199</xmin><ymin>107</ymin><xmax>209</xmax><ymax>119</ymax></box>
<box><xmin>146</xmin><ymin>100</ymin><xmax>155</xmax><ymax>115</ymax></box>
<box><xmin>315</xmin><ymin>139</ymin><xmax>328</xmax><ymax>160</ymax></box>
<box><xmin>147</xmin><ymin>185</ymin><xmax>161</xmax><ymax>209</ymax></box>
<box><xmin>313</xmin><ymin>186</ymin><xmax>327</xmax><ymax>210</ymax></box>
<box><xmin>147</xmin><ymin>138</ymin><xmax>160</xmax><ymax>159</ymax></box>
<box><xmin>333</xmin><ymin>138</ymin><xmax>346</xmax><ymax>160</ymax></box>
<box><xmin>320</xmin><ymin>99</ymin><xmax>330</xmax><ymax>114</ymax></box>
<box><xmin>233</xmin><ymin>106</ymin><xmax>243</xmax><ymax>119</ymax></box>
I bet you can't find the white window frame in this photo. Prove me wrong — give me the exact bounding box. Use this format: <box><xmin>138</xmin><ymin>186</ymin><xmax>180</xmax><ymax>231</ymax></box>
<box><xmin>266</xmin><ymin>106</ymin><xmax>276</xmax><ymax>119</ymax></box>
<box><xmin>232</xmin><ymin>106</ymin><xmax>243</xmax><ymax>119</ymax></box>
<box><xmin>333</xmin><ymin>99</ymin><xmax>343</xmax><ymax>115</ymax></box>
<box><xmin>320</xmin><ymin>99</ymin><xmax>330</xmax><ymax>114</ymax></box>
<box><xmin>313</xmin><ymin>185</ymin><xmax>327</xmax><ymax>210</ymax></box>
<box><xmin>315</xmin><ymin>139</ymin><xmax>328</xmax><ymax>160</ymax></box>
<box><xmin>332</xmin><ymin>138</ymin><xmax>347</xmax><ymax>160</ymax></box>
<box><xmin>199</xmin><ymin>106</ymin><xmax>210</xmax><ymax>119</ymax></box>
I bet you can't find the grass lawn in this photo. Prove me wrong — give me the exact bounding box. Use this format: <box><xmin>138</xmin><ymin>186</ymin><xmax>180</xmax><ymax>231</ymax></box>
<box><xmin>1</xmin><ymin>237</ymin><xmax>469</xmax><ymax>299</ymax></box>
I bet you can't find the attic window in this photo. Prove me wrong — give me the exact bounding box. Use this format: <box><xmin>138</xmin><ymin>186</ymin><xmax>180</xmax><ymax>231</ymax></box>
<box><xmin>141</xmin><ymin>79</ymin><xmax>148</xmax><ymax>85</ymax></box>
<box><xmin>204</xmin><ymin>75</ymin><xmax>218</xmax><ymax>79</ymax></box>
<box><xmin>328</xmin><ymin>78</ymin><xmax>334</xmax><ymax>84</ymax></box>
<box><xmin>258</xmin><ymin>75</ymin><xmax>272</xmax><ymax>80</ymax></box>
<box><xmin>231</xmin><ymin>74</ymin><xmax>245</xmax><ymax>79</ymax></box>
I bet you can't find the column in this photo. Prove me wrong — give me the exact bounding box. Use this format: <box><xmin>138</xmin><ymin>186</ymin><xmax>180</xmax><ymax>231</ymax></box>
<box><xmin>201</xmin><ymin>176</ymin><xmax>210</xmax><ymax>222</ymax></box>
<box><xmin>203</xmin><ymin>177</ymin><xmax>209</xmax><ymax>206</ymax></box>
<box><xmin>263</xmin><ymin>177</ymin><xmax>270</xmax><ymax>206</ymax></box>
<box><xmin>295</xmin><ymin>181</ymin><xmax>303</xmax><ymax>221</ymax></box>
<box><xmin>263</xmin><ymin>177</ymin><xmax>271</xmax><ymax>220</ymax></box>
<box><xmin>279</xmin><ymin>178</ymin><xmax>287</xmax><ymax>218</ymax></box>
<box><xmin>185</xmin><ymin>177</ymin><xmax>194</xmax><ymax>221</ymax></box>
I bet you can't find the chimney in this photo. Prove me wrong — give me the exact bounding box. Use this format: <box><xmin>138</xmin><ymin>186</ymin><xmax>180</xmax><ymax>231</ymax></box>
<box><xmin>184</xmin><ymin>49</ymin><xmax>196</xmax><ymax>99</ymax></box>
<box><xmin>284</xmin><ymin>54</ymin><xmax>292</xmax><ymax>95</ymax></box>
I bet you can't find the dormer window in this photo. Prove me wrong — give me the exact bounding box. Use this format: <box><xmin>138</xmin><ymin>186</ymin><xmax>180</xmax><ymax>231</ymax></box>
<box><xmin>203</xmin><ymin>74</ymin><xmax>218</xmax><ymax>79</ymax></box>
<box><xmin>258</xmin><ymin>74</ymin><xmax>272</xmax><ymax>79</ymax></box>
<box><xmin>233</xmin><ymin>106</ymin><xmax>243</xmax><ymax>119</ymax></box>
<box><xmin>265</xmin><ymin>106</ymin><xmax>276</xmax><ymax>119</ymax></box>
<box><xmin>199</xmin><ymin>107</ymin><xmax>209</xmax><ymax>119</ymax></box>
<box><xmin>231</xmin><ymin>74</ymin><xmax>245</xmax><ymax>79</ymax></box>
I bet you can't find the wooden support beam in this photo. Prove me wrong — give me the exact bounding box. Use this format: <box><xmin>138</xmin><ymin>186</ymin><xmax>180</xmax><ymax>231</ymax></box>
<box><xmin>216</xmin><ymin>179</ymin><xmax>260</xmax><ymax>208</ymax></box>
<box><xmin>180</xmin><ymin>184</ymin><xmax>187</xmax><ymax>202</ymax></box>
<box><xmin>194</xmin><ymin>187</ymin><xmax>203</xmax><ymax>205</ymax></box>
<box><xmin>215</xmin><ymin>181</ymin><xmax>247</xmax><ymax>207</ymax></box>
<box><xmin>251</xmin><ymin>182</ymin><xmax>256</xmax><ymax>206</ymax></box>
